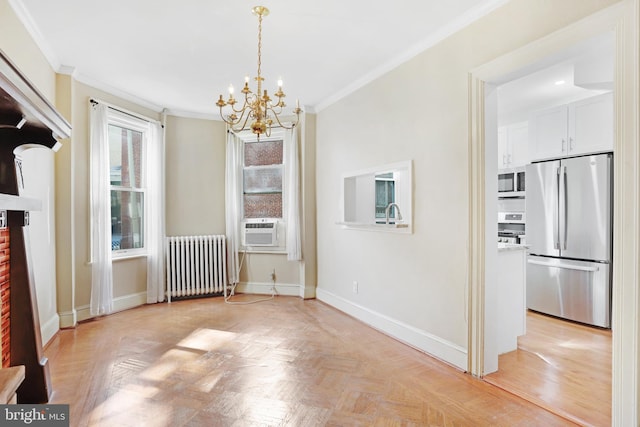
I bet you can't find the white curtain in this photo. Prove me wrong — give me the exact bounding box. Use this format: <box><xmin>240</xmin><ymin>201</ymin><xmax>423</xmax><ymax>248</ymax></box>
<box><xmin>89</xmin><ymin>103</ymin><xmax>113</xmax><ymax>316</ymax></box>
<box><xmin>284</xmin><ymin>128</ymin><xmax>301</xmax><ymax>261</ymax></box>
<box><xmin>225</xmin><ymin>131</ymin><xmax>243</xmax><ymax>285</ymax></box>
<box><xmin>146</xmin><ymin>120</ymin><xmax>166</xmax><ymax>303</ymax></box>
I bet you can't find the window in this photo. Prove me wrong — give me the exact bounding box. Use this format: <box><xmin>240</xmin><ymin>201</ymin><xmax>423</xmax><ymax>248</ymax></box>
<box><xmin>107</xmin><ymin>111</ymin><xmax>148</xmax><ymax>254</ymax></box>
<box><xmin>375</xmin><ymin>172</ymin><xmax>395</xmax><ymax>220</ymax></box>
<box><xmin>243</xmin><ymin>139</ymin><xmax>283</xmax><ymax>218</ymax></box>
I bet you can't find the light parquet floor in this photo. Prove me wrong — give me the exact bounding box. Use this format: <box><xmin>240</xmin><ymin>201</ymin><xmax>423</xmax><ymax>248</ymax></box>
<box><xmin>44</xmin><ymin>296</ymin><xmax>577</xmax><ymax>426</ymax></box>
<box><xmin>484</xmin><ymin>311</ymin><xmax>612</xmax><ymax>427</ymax></box>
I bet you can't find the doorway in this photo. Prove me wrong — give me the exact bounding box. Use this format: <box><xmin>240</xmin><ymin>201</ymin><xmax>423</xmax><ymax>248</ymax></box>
<box><xmin>486</xmin><ymin>32</ymin><xmax>614</xmax><ymax>425</ymax></box>
<box><xmin>467</xmin><ymin>2</ymin><xmax>639</xmax><ymax>425</ymax></box>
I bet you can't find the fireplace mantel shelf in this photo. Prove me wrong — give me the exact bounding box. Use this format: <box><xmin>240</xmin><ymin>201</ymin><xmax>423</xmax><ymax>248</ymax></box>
<box><xmin>0</xmin><ymin>366</ymin><xmax>24</xmax><ymax>404</ymax></box>
<box><xmin>0</xmin><ymin>193</ymin><xmax>40</xmax><ymax>212</ymax></box>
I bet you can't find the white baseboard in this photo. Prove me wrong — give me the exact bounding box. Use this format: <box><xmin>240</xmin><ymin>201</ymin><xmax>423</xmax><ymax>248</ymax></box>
<box><xmin>235</xmin><ymin>281</ymin><xmax>302</xmax><ymax>297</ymax></box>
<box><xmin>58</xmin><ymin>309</ymin><xmax>77</xmax><ymax>328</ymax></box>
<box><xmin>76</xmin><ymin>305</ymin><xmax>91</xmax><ymax>323</ymax></box>
<box><xmin>75</xmin><ymin>291</ymin><xmax>148</xmax><ymax>323</ymax></box>
<box><xmin>301</xmin><ymin>284</ymin><xmax>316</xmax><ymax>299</ymax></box>
<box><xmin>316</xmin><ymin>288</ymin><xmax>468</xmax><ymax>371</ymax></box>
<box><xmin>113</xmin><ymin>291</ymin><xmax>147</xmax><ymax>312</ymax></box>
<box><xmin>40</xmin><ymin>313</ymin><xmax>60</xmax><ymax>346</ymax></box>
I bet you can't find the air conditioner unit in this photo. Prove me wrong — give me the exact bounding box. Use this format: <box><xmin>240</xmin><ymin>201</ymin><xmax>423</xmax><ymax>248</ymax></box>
<box><xmin>243</xmin><ymin>219</ymin><xmax>278</xmax><ymax>246</ymax></box>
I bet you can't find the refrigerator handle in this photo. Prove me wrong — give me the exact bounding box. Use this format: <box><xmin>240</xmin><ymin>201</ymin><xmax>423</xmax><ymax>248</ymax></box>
<box><xmin>563</xmin><ymin>165</ymin><xmax>568</xmax><ymax>250</ymax></box>
<box><xmin>554</xmin><ymin>166</ymin><xmax>561</xmax><ymax>250</ymax></box>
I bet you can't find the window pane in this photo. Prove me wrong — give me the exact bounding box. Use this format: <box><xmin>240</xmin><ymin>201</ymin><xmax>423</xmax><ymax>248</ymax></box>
<box><xmin>244</xmin><ymin>194</ymin><xmax>282</xmax><ymax>218</ymax></box>
<box><xmin>244</xmin><ymin>140</ymin><xmax>283</xmax><ymax>166</ymax></box>
<box><xmin>243</xmin><ymin>166</ymin><xmax>283</xmax><ymax>193</ymax></box>
<box><xmin>109</xmin><ymin>124</ymin><xmax>143</xmax><ymax>188</ymax></box>
<box><xmin>375</xmin><ymin>179</ymin><xmax>395</xmax><ymax>218</ymax></box>
<box><xmin>111</xmin><ymin>190</ymin><xmax>144</xmax><ymax>250</ymax></box>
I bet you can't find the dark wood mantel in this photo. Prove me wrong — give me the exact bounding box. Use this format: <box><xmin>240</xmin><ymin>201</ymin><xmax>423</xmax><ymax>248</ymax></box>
<box><xmin>0</xmin><ymin>48</ymin><xmax>71</xmax><ymax>403</ymax></box>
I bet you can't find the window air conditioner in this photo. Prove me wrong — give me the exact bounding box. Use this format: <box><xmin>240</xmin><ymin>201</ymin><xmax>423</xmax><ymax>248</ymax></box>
<box><xmin>243</xmin><ymin>219</ymin><xmax>277</xmax><ymax>246</ymax></box>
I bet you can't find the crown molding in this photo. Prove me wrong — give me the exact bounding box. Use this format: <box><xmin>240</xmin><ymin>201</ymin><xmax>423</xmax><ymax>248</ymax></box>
<box><xmin>73</xmin><ymin>71</ymin><xmax>165</xmax><ymax>114</ymax></box>
<box><xmin>163</xmin><ymin>108</ymin><xmax>220</xmax><ymax>121</ymax></box>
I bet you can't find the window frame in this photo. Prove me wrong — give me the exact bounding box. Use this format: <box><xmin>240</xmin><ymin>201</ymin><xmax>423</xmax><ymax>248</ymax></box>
<box><xmin>107</xmin><ymin>109</ymin><xmax>150</xmax><ymax>259</ymax></box>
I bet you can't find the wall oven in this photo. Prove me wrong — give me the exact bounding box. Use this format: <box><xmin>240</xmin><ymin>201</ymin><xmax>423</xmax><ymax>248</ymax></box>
<box><xmin>498</xmin><ymin>211</ymin><xmax>526</xmax><ymax>245</ymax></box>
<box><xmin>498</xmin><ymin>167</ymin><xmax>525</xmax><ymax>198</ymax></box>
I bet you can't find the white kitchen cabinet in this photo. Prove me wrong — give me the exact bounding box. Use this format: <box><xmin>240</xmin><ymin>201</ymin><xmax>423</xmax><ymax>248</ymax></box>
<box><xmin>497</xmin><ymin>245</ymin><xmax>527</xmax><ymax>355</ymax></box>
<box><xmin>498</xmin><ymin>121</ymin><xmax>528</xmax><ymax>169</ymax></box>
<box><xmin>529</xmin><ymin>92</ymin><xmax>613</xmax><ymax>161</ymax></box>
<box><xmin>569</xmin><ymin>92</ymin><xmax>614</xmax><ymax>156</ymax></box>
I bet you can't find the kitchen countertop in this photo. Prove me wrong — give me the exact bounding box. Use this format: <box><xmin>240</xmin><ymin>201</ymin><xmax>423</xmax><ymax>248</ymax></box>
<box><xmin>498</xmin><ymin>243</ymin><xmax>529</xmax><ymax>252</ymax></box>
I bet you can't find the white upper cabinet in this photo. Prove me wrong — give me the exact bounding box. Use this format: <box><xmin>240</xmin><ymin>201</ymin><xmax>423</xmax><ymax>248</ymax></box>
<box><xmin>529</xmin><ymin>105</ymin><xmax>568</xmax><ymax>161</ymax></box>
<box><xmin>568</xmin><ymin>92</ymin><xmax>614</xmax><ymax>157</ymax></box>
<box><xmin>529</xmin><ymin>92</ymin><xmax>613</xmax><ymax>162</ymax></box>
<box><xmin>498</xmin><ymin>121</ymin><xmax>528</xmax><ymax>169</ymax></box>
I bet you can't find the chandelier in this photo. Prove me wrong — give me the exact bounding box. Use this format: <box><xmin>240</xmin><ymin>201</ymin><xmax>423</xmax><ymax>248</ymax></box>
<box><xmin>216</xmin><ymin>6</ymin><xmax>302</xmax><ymax>139</ymax></box>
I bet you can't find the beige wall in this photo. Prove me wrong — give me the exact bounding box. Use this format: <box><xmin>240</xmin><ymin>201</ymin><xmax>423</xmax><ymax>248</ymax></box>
<box><xmin>54</xmin><ymin>74</ymin><xmax>74</xmax><ymax>327</ymax></box>
<box><xmin>300</xmin><ymin>113</ymin><xmax>317</xmax><ymax>298</ymax></box>
<box><xmin>315</xmin><ymin>0</ymin><xmax>619</xmax><ymax>367</ymax></box>
<box><xmin>165</xmin><ymin>116</ymin><xmax>226</xmax><ymax>236</ymax></box>
<box><xmin>0</xmin><ymin>0</ymin><xmax>55</xmax><ymax>101</ymax></box>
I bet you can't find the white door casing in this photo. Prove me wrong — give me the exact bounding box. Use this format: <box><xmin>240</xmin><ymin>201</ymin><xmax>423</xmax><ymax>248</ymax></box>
<box><xmin>468</xmin><ymin>2</ymin><xmax>639</xmax><ymax>426</ymax></box>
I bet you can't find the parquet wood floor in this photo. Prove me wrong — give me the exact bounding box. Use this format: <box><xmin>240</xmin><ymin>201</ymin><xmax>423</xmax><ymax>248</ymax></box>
<box><xmin>44</xmin><ymin>296</ymin><xmax>576</xmax><ymax>426</ymax></box>
<box><xmin>484</xmin><ymin>311</ymin><xmax>612</xmax><ymax>427</ymax></box>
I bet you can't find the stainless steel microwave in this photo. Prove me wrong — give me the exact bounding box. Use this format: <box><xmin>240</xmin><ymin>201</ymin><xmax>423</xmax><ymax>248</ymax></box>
<box><xmin>498</xmin><ymin>167</ymin><xmax>525</xmax><ymax>198</ymax></box>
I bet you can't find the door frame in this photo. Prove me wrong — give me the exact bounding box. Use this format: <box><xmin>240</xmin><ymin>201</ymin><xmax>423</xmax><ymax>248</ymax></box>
<box><xmin>467</xmin><ymin>1</ymin><xmax>639</xmax><ymax>425</ymax></box>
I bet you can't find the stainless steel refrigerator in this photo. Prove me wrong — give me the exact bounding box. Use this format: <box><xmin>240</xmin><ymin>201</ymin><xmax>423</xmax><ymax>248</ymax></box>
<box><xmin>526</xmin><ymin>153</ymin><xmax>612</xmax><ymax>328</ymax></box>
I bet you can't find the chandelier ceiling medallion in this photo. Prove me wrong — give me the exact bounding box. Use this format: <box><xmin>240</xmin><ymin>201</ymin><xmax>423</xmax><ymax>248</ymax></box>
<box><xmin>217</xmin><ymin>5</ymin><xmax>301</xmax><ymax>139</ymax></box>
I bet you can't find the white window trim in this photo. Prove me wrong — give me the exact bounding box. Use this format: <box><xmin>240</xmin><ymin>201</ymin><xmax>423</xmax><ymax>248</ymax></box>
<box><xmin>107</xmin><ymin>108</ymin><xmax>150</xmax><ymax>259</ymax></box>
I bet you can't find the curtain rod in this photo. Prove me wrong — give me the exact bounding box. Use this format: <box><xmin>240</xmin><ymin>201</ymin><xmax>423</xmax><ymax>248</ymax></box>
<box><xmin>89</xmin><ymin>98</ymin><xmax>161</xmax><ymax>125</ymax></box>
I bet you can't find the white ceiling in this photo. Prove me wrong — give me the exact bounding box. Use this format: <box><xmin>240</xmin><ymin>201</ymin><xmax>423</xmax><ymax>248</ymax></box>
<box><xmin>11</xmin><ymin>0</ymin><xmax>510</xmax><ymax>118</ymax></box>
<box><xmin>497</xmin><ymin>31</ymin><xmax>614</xmax><ymax>125</ymax></box>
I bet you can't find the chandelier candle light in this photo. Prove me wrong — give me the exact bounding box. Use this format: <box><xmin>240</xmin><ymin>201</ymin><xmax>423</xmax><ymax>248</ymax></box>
<box><xmin>217</xmin><ymin>5</ymin><xmax>302</xmax><ymax>139</ymax></box>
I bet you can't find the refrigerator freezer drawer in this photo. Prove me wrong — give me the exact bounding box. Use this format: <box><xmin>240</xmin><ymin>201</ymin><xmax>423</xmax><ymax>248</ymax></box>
<box><xmin>526</xmin><ymin>256</ymin><xmax>611</xmax><ymax>328</ymax></box>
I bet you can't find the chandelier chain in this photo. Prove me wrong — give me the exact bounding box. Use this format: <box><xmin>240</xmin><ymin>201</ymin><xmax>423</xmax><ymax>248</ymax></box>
<box><xmin>257</xmin><ymin>12</ymin><xmax>262</xmax><ymax>80</ymax></box>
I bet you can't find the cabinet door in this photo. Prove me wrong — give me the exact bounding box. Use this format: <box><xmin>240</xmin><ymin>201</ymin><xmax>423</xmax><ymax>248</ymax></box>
<box><xmin>568</xmin><ymin>92</ymin><xmax>613</xmax><ymax>156</ymax></box>
<box><xmin>497</xmin><ymin>126</ymin><xmax>509</xmax><ymax>168</ymax></box>
<box><xmin>529</xmin><ymin>105</ymin><xmax>568</xmax><ymax>161</ymax></box>
<box><xmin>508</xmin><ymin>121</ymin><xmax>528</xmax><ymax>167</ymax></box>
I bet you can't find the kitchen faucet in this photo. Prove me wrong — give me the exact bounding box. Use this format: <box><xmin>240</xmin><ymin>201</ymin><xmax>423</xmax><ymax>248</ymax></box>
<box><xmin>385</xmin><ymin>203</ymin><xmax>402</xmax><ymax>225</ymax></box>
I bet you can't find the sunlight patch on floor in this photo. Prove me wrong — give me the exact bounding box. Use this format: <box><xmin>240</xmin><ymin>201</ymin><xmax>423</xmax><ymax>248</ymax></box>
<box><xmin>177</xmin><ymin>328</ymin><xmax>237</xmax><ymax>352</ymax></box>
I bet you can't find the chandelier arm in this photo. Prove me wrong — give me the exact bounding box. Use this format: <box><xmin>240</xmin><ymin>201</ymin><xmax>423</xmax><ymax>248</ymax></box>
<box><xmin>218</xmin><ymin>102</ymin><xmax>251</xmax><ymax>129</ymax></box>
<box><xmin>268</xmin><ymin>104</ymin><xmax>286</xmax><ymax>116</ymax></box>
<box><xmin>230</xmin><ymin>111</ymin><xmax>253</xmax><ymax>133</ymax></box>
<box><xmin>230</xmin><ymin>99</ymin><xmax>250</xmax><ymax>114</ymax></box>
<box><xmin>268</xmin><ymin>108</ymin><xmax>298</xmax><ymax>130</ymax></box>
<box><xmin>218</xmin><ymin>106</ymin><xmax>235</xmax><ymax>126</ymax></box>
<box><xmin>233</xmin><ymin>107</ymin><xmax>252</xmax><ymax>126</ymax></box>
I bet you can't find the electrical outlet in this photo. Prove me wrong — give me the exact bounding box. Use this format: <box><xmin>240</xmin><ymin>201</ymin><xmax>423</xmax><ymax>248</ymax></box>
<box><xmin>352</xmin><ymin>281</ymin><xmax>358</xmax><ymax>294</ymax></box>
<box><xmin>270</xmin><ymin>269</ymin><xmax>276</xmax><ymax>282</ymax></box>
